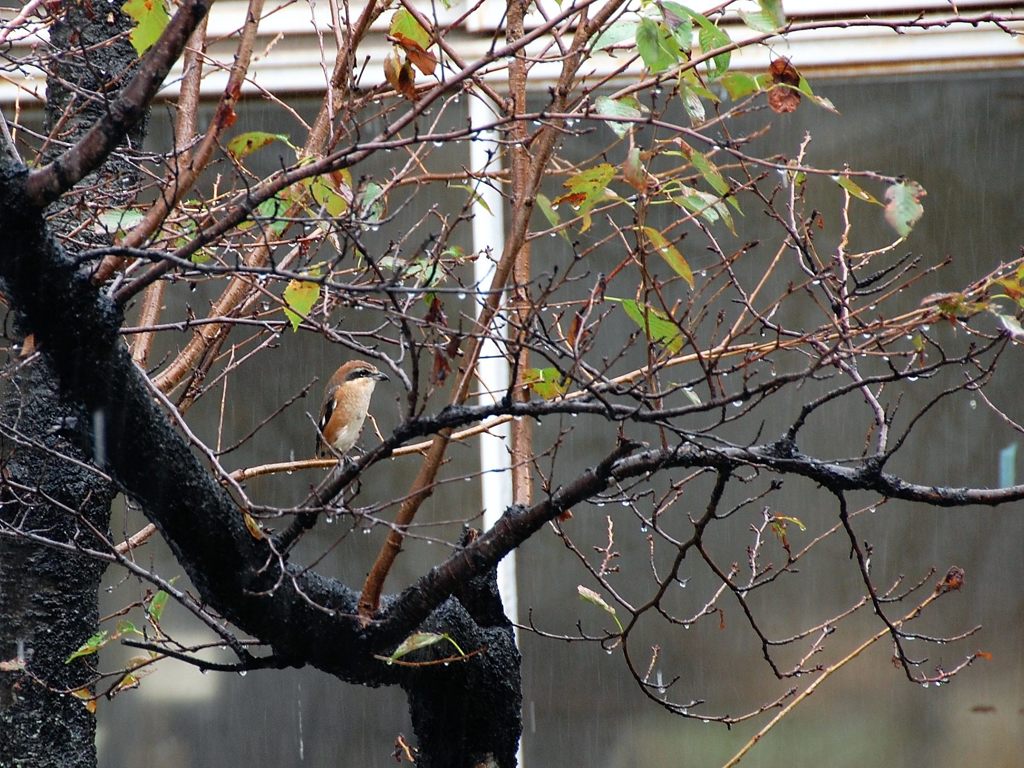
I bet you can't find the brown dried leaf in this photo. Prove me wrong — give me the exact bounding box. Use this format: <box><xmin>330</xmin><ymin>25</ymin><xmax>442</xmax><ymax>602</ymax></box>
<box><xmin>384</xmin><ymin>51</ymin><xmax>418</xmax><ymax>100</ymax></box>
<box><xmin>393</xmin><ymin>33</ymin><xmax>437</xmax><ymax>76</ymax></box>
<box><xmin>767</xmin><ymin>57</ymin><xmax>801</xmax><ymax>113</ymax></box>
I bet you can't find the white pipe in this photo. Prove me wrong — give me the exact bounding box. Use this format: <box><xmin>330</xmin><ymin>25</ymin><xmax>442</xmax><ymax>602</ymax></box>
<box><xmin>468</xmin><ymin>92</ymin><xmax>524</xmax><ymax>766</ymax></box>
<box><xmin>468</xmin><ymin>95</ymin><xmax>519</xmax><ymax>631</ymax></box>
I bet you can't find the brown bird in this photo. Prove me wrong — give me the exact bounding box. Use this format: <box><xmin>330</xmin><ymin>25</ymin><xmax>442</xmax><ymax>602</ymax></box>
<box><xmin>316</xmin><ymin>360</ymin><xmax>389</xmax><ymax>459</ymax></box>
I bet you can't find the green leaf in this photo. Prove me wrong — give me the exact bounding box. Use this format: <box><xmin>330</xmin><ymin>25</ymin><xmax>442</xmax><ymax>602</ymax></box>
<box><xmin>389</xmin><ymin>8</ymin><xmax>430</xmax><ymax>49</ymax></box>
<box><xmin>688</xmin><ymin>149</ymin><xmax>730</xmax><ymax>197</ymax></box>
<box><xmin>553</xmin><ymin>162</ymin><xmax>616</xmax><ymax>229</ymax></box>
<box><xmin>449</xmin><ymin>183</ymin><xmax>492</xmax><ymax>215</ymax></box>
<box><xmin>122</xmin><ymin>0</ymin><xmax>170</xmax><ymax>56</ymax></box>
<box><xmin>226</xmin><ymin>131</ymin><xmax>291</xmax><ymax>160</ymax></box>
<box><xmin>578</xmin><ymin>585</ymin><xmax>624</xmax><ymax>633</ymax></box>
<box><xmin>797</xmin><ymin>76</ymin><xmax>839</xmax><ymax>113</ymax></box>
<box><xmin>357</xmin><ymin>181</ymin><xmax>387</xmax><ymax>225</ymax></box>
<box><xmin>884</xmin><ymin>180</ymin><xmax>926</xmax><ymax>237</ymax></box>
<box><xmin>306</xmin><ymin>173</ymin><xmax>350</xmax><ymax>217</ymax></box>
<box><xmin>758</xmin><ymin>0</ymin><xmax>786</xmax><ymax>27</ymax></box>
<box><xmin>674</xmin><ymin>186</ymin><xmax>735</xmax><ymax>234</ymax></box>
<box><xmin>741</xmin><ymin>1</ymin><xmax>786</xmax><ymax>34</ymax></box>
<box><xmin>992</xmin><ymin>309</ymin><xmax>1024</xmax><ymax>340</ymax></box>
<box><xmin>283</xmin><ymin>269</ymin><xmax>322</xmax><ymax>332</ymax></box>
<box><xmin>66</xmin><ymin>631</ymin><xmax>109</xmax><ymax>663</ymax></box>
<box><xmin>607</xmin><ymin>298</ymin><xmax>683</xmax><ymax>353</ymax></box>
<box><xmin>655</xmin><ymin>2</ymin><xmax>696</xmax><ymax>51</ymax></box>
<box><xmin>254</xmin><ymin>193</ymin><xmax>292</xmax><ymax>236</ymax></box>
<box><xmin>525</xmin><ymin>367</ymin><xmax>569</xmax><ymax>399</ymax></box>
<box><xmin>594</xmin><ymin>95</ymin><xmax>644</xmax><ymax>137</ymax></box>
<box><xmin>771</xmin><ymin>514</ymin><xmax>806</xmax><ymax>531</ymax></box>
<box><xmin>720</xmin><ymin>71</ymin><xmax>760</xmax><ymax>99</ymax></box>
<box><xmin>692</xmin><ymin>14</ymin><xmax>731</xmax><ymax>78</ymax></box>
<box><xmin>593</xmin><ymin>20</ymin><xmax>637</xmax><ymax>51</ymax></box>
<box><xmin>660</xmin><ymin>2</ymin><xmax>694</xmax><ymax>51</ymax></box>
<box><xmin>536</xmin><ymin>193</ymin><xmax>569</xmax><ymax>241</ymax></box>
<box><xmin>635</xmin><ymin>18</ymin><xmax>680</xmax><ymax>73</ymax></box>
<box><xmin>641</xmin><ymin>226</ymin><xmax>693</xmax><ymax>287</ymax></box>
<box><xmin>740</xmin><ymin>10</ymin><xmax>776</xmax><ymax>33</ymax></box>
<box><xmin>146</xmin><ymin>590</ymin><xmax>169</xmax><ymax>621</ymax></box>
<box><xmin>97</xmin><ymin>208</ymin><xmax>144</xmax><ymax>237</ymax></box>
<box><xmin>389</xmin><ymin>631</ymin><xmax>446</xmax><ymax>660</ymax></box>
<box><xmin>833</xmin><ymin>175</ymin><xmax>881</xmax><ymax>205</ymax></box>
<box><xmin>680</xmin><ymin>85</ymin><xmax>705</xmax><ymax>122</ymax></box>
<box><xmin>116</xmin><ymin>620</ymin><xmax>143</xmax><ymax>638</ymax></box>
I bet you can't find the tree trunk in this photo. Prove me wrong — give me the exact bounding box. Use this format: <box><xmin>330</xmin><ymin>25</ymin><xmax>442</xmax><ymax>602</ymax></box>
<box><xmin>0</xmin><ymin>363</ymin><xmax>118</xmax><ymax>768</ymax></box>
<box><xmin>0</xmin><ymin>2</ymin><xmax>141</xmax><ymax>765</ymax></box>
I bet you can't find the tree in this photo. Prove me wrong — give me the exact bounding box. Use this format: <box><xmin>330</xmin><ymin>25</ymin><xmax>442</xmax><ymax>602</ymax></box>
<box><xmin>1</xmin><ymin>2</ymin><xmax>1022</xmax><ymax>766</ymax></box>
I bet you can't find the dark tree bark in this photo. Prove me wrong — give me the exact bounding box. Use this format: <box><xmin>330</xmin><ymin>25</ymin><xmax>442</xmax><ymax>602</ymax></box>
<box><xmin>0</xmin><ymin>2</ymin><xmax>142</xmax><ymax>765</ymax></box>
<box><xmin>0</xmin><ymin>363</ymin><xmax>118</xmax><ymax>768</ymax></box>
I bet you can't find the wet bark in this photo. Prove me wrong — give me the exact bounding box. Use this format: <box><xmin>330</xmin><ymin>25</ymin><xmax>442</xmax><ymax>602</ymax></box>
<box><xmin>402</xmin><ymin>536</ymin><xmax>522</xmax><ymax>768</ymax></box>
<box><xmin>0</xmin><ymin>363</ymin><xmax>117</xmax><ymax>768</ymax></box>
<box><xmin>0</xmin><ymin>2</ymin><xmax>141</xmax><ymax>765</ymax></box>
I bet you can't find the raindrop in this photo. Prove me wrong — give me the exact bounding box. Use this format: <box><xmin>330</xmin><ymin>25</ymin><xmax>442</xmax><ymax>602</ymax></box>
<box><xmin>922</xmin><ymin>324</ymin><xmax>931</xmax><ymax>331</ymax></box>
<box><xmin>92</xmin><ymin>409</ymin><xmax>107</xmax><ymax>468</ymax></box>
<box><xmin>811</xmin><ymin>279</ymin><xmax>821</xmax><ymax>286</ymax></box>
<box><xmin>969</xmin><ymin>399</ymin><xmax>977</xmax><ymax>410</ymax></box>
<box><xmin>297</xmin><ymin>687</ymin><xmax>304</xmax><ymax>760</ymax></box>
<box><xmin>362</xmin><ymin>528</ymin><xmax>371</xmax><ymax>535</ymax></box>
<box><xmin>457</xmin><ymin>292</ymin><xmax>467</xmax><ymax>300</ymax></box>
<box><xmin>907</xmin><ymin>376</ymin><xmax>919</xmax><ymax>382</ymax></box>
<box><xmin>432</xmin><ymin>141</ymin><xmax>443</xmax><ymax>147</ymax></box>
<box><xmin>677</xmin><ymin>578</ymin><xmax>688</xmax><ymax>589</ymax></box>
<box><xmin>604</xmin><ymin>647</ymin><xmax>614</xmax><ymax>655</ymax></box>
<box><xmin>640</xmin><ymin>523</ymin><xmax>648</xmax><ymax>533</ymax></box>
<box><xmin>237</xmin><ymin>670</ymin><xmax>247</xmax><ymax>677</ymax></box>
<box><xmin>732</xmin><ymin>400</ymin><xmax>742</xmax><ymax>408</ymax></box>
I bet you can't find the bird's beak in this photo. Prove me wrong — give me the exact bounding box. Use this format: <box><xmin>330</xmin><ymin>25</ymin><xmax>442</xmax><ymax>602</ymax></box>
<box><xmin>373</xmin><ymin>370</ymin><xmax>390</xmax><ymax>381</ymax></box>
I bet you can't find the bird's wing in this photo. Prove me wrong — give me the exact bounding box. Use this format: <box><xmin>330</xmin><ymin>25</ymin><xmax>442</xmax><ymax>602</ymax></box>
<box><xmin>315</xmin><ymin>388</ymin><xmax>336</xmax><ymax>457</ymax></box>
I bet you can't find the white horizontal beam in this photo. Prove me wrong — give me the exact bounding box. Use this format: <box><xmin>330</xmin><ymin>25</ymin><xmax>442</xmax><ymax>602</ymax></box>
<box><xmin>0</xmin><ymin>5</ymin><xmax>1020</xmax><ymax>102</ymax></box>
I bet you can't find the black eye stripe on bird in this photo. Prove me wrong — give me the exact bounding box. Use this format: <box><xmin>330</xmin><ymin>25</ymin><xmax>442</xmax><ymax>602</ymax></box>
<box><xmin>316</xmin><ymin>360</ymin><xmax>388</xmax><ymax>460</ymax></box>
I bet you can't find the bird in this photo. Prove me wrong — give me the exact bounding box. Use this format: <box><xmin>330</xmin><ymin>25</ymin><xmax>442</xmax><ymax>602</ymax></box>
<box><xmin>315</xmin><ymin>360</ymin><xmax>389</xmax><ymax>459</ymax></box>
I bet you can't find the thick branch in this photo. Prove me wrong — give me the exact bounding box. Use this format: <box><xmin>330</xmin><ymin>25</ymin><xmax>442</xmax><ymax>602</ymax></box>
<box><xmin>24</xmin><ymin>0</ymin><xmax>212</xmax><ymax>208</ymax></box>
